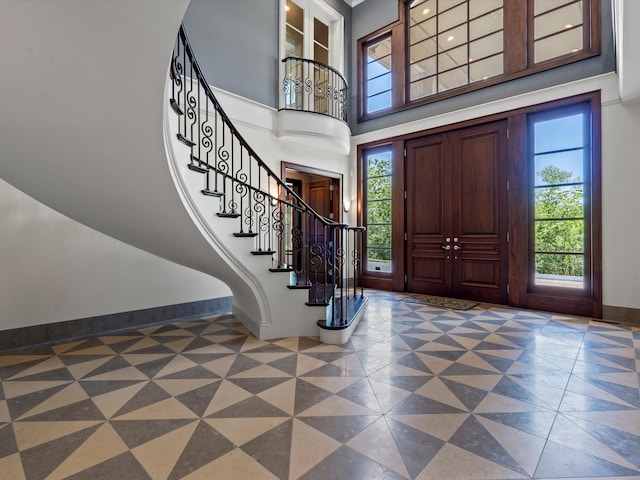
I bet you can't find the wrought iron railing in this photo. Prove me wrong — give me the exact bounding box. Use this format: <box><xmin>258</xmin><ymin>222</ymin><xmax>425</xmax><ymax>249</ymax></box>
<box><xmin>281</xmin><ymin>56</ymin><xmax>348</xmax><ymax>122</ymax></box>
<box><xmin>170</xmin><ymin>25</ymin><xmax>363</xmax><ymax>328</ymax></box>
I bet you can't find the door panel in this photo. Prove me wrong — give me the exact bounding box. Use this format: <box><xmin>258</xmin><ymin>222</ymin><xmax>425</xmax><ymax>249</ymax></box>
<box><xmin>451</xmin><ymin>122</ymin><xmax>508</xmax><ymax>304</ymax></box>
<box><xmin>406</xmin><ymin>134</ymin><xmax>452</xmax><ymax>296</ymax></box>
<box><xmin>406</xmin><ymin>121</ymin><xmax>507</xmax><ymax>304</ymax></box>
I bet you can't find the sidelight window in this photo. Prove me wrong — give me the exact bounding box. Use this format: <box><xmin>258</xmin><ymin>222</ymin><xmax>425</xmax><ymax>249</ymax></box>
<box><xmin>529</xmin><ymin>104</ymin><xmax>590</xmax><ymax>290</ymax></box>
<box><xmin>364</xmin><ymin>147</ymin><xmax>393</xmax><ymax>272</ymax></box>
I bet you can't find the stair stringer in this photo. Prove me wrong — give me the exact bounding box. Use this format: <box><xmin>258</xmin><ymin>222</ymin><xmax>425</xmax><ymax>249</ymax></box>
<box><xmin>164</xmin><ymin>97</ymin><xmax>324</xmax><ymax>340</ymax></box>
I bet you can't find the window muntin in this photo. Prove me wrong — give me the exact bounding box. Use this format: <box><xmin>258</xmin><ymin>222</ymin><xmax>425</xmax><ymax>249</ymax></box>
<box><xmin>365</xmin><ymin>148</ymin><xmax>393</xmax><ymax>272</ymax></box>
<box><xmin>530</xmin><ymin>109</ymin><xmax>589</xmax><ymax>289</ymax></box>
<box><xmin>365</xmin><ymin>35</ymin><xmax>393</xmax><ymax>114</ymax></box>
<box><xmin>408</xmin><ymin>0</ymin><xmax>504</xmax><ymax>101</ymax></box>
<box><xmin>358</xmin><ymin>0</ymin><xmax>599</xmax><ymax>120</ymax></box>
<box><xmin>534</xmin><ymin>0</ymin><xmax>585</xmax><ymax>63</ymax></box>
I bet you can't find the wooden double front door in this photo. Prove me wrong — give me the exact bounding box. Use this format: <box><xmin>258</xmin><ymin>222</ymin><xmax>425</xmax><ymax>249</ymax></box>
<box><xmin>405</xmin><ymin>120</ymin><xmax>508</xmax><ymax>304</ymax></box>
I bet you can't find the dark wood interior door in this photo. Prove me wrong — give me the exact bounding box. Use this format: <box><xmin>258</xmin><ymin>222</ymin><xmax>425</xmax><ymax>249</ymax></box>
<box><xmin>305</xmin><ymin>180</ymin><xmax>332</xmax><ymax>284</ymax></box>
<box><xmin>406</xmin><ymin>121</ymin><xmax>508</xmax><ymax>304</ymax></box>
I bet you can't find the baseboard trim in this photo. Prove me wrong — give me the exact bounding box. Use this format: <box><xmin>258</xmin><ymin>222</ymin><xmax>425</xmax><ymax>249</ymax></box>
<box><xmin>0</xmin><ymin>296</ymin><xmax>233</xmax><ymax>353</ymax></box>
<box><xmin>602</xmin><ymin>304</ymin><xmax>640</xmax><ymax>327</ymax></box>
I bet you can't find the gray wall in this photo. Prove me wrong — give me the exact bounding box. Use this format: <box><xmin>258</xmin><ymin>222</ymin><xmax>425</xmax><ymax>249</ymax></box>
<box><xmin>183</xmin><ymin>0</ymin><xmax>352</xmax><ymax>110</ymax></box>
<box><xmin>349</xmin><ymin>0</ymin><xmax>616</xmax><ymax>135</ymax></box>
<box><xmin>183</xmin><ymin>0</ymin><xmax>280</xmax><ymax>107</ymax></box>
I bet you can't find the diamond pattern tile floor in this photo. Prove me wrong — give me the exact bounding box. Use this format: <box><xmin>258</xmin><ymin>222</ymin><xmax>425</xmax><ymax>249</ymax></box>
<box><xmin>1</xmin><ymin>290</ymin><xmax>639</xmax><ymax>479</ymax></box>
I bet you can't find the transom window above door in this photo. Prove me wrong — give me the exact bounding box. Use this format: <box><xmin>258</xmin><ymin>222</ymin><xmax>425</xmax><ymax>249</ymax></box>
<box><xmin>358</xmin><ymin>0</ymin><xmax>600</xmax><ymax>120</ymax></box>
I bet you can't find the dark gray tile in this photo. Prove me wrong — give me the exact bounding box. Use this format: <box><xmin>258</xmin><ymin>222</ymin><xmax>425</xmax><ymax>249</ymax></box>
<box><xmin>225</xmin><ymin>354</ymin><xmax>262</xmax><ymax>377</ymax></box>
<box><xmin>387</xmin><ymin>417</ymin><xmax>444</xmax><ymax>477</ymax></box>
<box><xmin>441</xmin><ymin>378</ymin><xmax>489</xmax><ymax>411</ymax></box>
<box><xmin>560</xmin><ymin>391</ymin><xmax>636</xmax><ymax>412</ymax></box>
<box><xmin>65</xmin><ymin>451</ymin><xmax>153</xmax><ymax>480</ymax></box>
<box><xmin>371</xmin><ymin>375</ymin><xmax>431</xmax><ymax>392</ymax></box>
<box><xmin>175</xmin><ymin>381</ymin><xmax>223</xmax><ymax>417</ymax></box>
<box><xmin>168</xmin><ymin>420</ymin><xmax>235</xmax><ymax>480</ymax></box>
<box><xmin>14</xmin><ymin>367</ymin><xmax>75</xmax><ymax>382</ymax></box>
<box><xmin>492</xmin><ymin>376</ymin><xmax>553</xmax><ymax>408</ymax></box>
<box><xmin>134</xmin><ymin>356</ymin><xmax>175</xmax><ymax>379</ymax></box>
<box><xmin>111</xmin><ymin>419</ymin><xmax>196</xmax><ymax>449</ymax></box>
<box><xmin>535</xmin><ymin>440</ymin><xmax>640</xmax><ymax>478</ymax></box>
<box><xmin>6</xmin><ymin>383</ymin><xmax>70</xmax><ymax>420</ymax></box>
<box><xmin>113</xmin><ymin>381</ymin><xmax>171</xmax><ymax>418</ymax></box>
<box><xmin>25</xmin><ymin>399</ymin><xmax>106</xmax><ymax>422</ymax></box>
<box><xmin>388</xmin><ymin>394</ymin><xmax>466</xmax><ymax>415</ymax></box>
<box><xmin>449</xmin><ymin>415</ymin><xmax>528</xmax><ymax>476</ymax></box>
<box><xmin>299</xmin><ymin>415</ymin><xmax>379</xmax><ymax>443</ymax></box>
<box><xmin>299</xmin><ymin>445</ymin><xmax>407</xmax><ymax>480</ymax></box>
<box><xmin>207</xmin><ymin>395</ymin><xmax>290</xmax><ymax>419</ymax></box>
<box><xmin>20</xmin><ymin>423</ymin><xmax>101</xmax><ymax>480</ymax></box>
<box><xmin>82</xmin><ymin>356</ymin><xmax>132</xmax><ymax>378</ymax></box>
<box><xmin>0</xmin><ymin>423</ymin><xmax>18</xmax><ymax>459</ymax></box>
<box><xmin>241</xmin><ymin>419</ymin><xmax>293</xmax><ymax>479</ymax></box>
<box><xmin>585</xmin><ymin>377</ymin><xmax>640</xmax><ymax>408</ymax></box>
<box><xmin>156</xmin><ymin>365</ymin><xmax>220</xmax><ymax>380</ymax></box>
<box><xmin>79</xmin><ymin>380</ymin><xmax>145</xmax><ymax>397</ymax></box>
<box><xmin>395</xmin><ymin>352</ymin><xmax>434</xmax><ymax>374</ymax></box>
<box><xmin>267</xmin><ymin>355</ymin><xmax>299</xmax><ymax>376</ymax></box>
<box><xmin>477</xmin><ymin>411</ymin><xmax>557</xmax><ymax>438</ymax></box>
<box><xmin>337</xmin><ymin>378</ymin><xmax>381</xmax><ymax>411</ymax></box>
<box><xmin>227</xmin><ymin>377</ymin><xmax>291</xmax><ymax>395</ymax></box>
<box><xmin>293</xmin><ymin>379</ymin><xmax>333</xmax><ymax>415</ymax></box>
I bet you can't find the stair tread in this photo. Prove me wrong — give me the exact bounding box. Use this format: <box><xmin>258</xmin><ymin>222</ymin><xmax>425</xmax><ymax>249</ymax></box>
<box><xmin>201</xmin><ymin>189</ymin><xmax>224</xmax><ymax>197</ymax></box>
<box><xmin>234</xmin><ymin>232</ymin><xmax>258</xmax><ymax>237</ymax></box>
<box><xmin>251</xmin><ymin>250</ymin><xmax>275</xmax><ymax>256</ymax></box>
<box><xmin>217</xmin><ymin>212</ymin><xmax>240</xmax><ymax>218</ymax></box>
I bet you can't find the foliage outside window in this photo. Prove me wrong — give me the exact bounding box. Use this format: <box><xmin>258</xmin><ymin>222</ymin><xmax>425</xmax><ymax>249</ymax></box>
<box><xmin>359</xmin><ymin>0</ymin><xmax>598</xmax><ymax>118</ymax></box>
<box><xmin>365</xmin><ymin>148</ymin><xmax>393</xmax><ymax>272</ymax></box>
<box><xmin>530</xmin><ymin>107</ymin><xmax>588</xmax><ymax>289</ymax></box>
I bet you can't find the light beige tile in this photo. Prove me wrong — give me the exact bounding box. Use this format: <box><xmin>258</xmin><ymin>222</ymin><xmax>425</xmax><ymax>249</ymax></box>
<box><xmin>181</xmin><ymin>449</ymin><xmax>279</xmax><ymax>480</ymax></box>
<box><xmin>121</xmin><ymin>337</ymin><xmax>162</xmax><ymax>353</ymax></box>
<box><xmin>562</xmin><ymin>410</ymin><xmax>640</xmax><ymax>436</ymax></box>
<box><xmin>295</xmin><ymin>355</ymin><xmax>327</xmax><ymax>376</ymax></box>
<box><xmin>8</xmin><ymin>356</ymin><xmax>66</xmax><ymax>380</ymax></box>
<box><xmin>229</xmin><ymin>364</ymin><xmax>294</xmax><ymax>379</ymax></box>
<box><xmin>132</xmin><ymin>421</ymin><xmax>198</xmax><ymax>479</ymax></box>
<box><xmin>389</xmin><ymin>413</ymin><xmax>469</xmax><ymax>442</ymax></box>
<box><xmin>17</xmin><ymin>382</ymin><xmax>89</xmax><ymax>420</ymax></box>
<box><xmin>154</xmin><ymin>379</ymin><xmax>220</xmax><ymax>397</ymax></box>
<box><xmin>301</xmin><ymin>376</ymin><xmax>361</xmax><ymax>394</ymax></box>
<box><xmin>476</xmin><ymin>416</ymin><xmax>546</xmax><ymax>476</ymax></box>
<box><xmin>114</xmin><ymin>397</ymin><xmax>199</xmax><ymax>420</ymax></box>
<box><xmin>439</xmin><ymin>374</ymin><xmax>502</xmax><ymax>392</ymax></box>
<box><xmin>47</xmin><ymin>422</ymin><xmax>129</xmax><ymax>480</ymax></box>
<box><xmin>66</xmin><ymin>357</ymin><xmax>113</xmax><ymax>380</ymax></box>
<box><xmin>368</xmin><ymin>378</ymin><xmax>413</xmax><ymax>412</ymax></box>
<box><xmin>288</xmin><ymin>418</ymin><xmax>342</xmax><ymax>479</ymax></box>
<box><xmin>415</xmin><ymin>377</ymin><xmax>468</xmax><ymax>411</ymax></box>
<box><xmin>92</xmin><ymin>382</ymin><xmax>147</xmax><ymax>419</ymax></box>
<box><xmin>257</xmin><ymin>378</ymin><xmax>296</xmax><ymax>416</ymax></box>
<box><xmin>202</xmin><ymin>379</ymin><xmax>253</xmax><ymax>417</ymax></box>
<box><xmin>298</xmin><ymin>394</ymin><xmax>379</xmax><ymax>417</ymax></box>
<box><xmin>0</xmin><ymin>400</ymin><xmax>9</xmax><ymax>423</ymax></box>
<box><xmin>347</xmin><ymin>416</ymin><xmax>410</xmax><ymax>478</ymax></box>
<box><xmin>12</xmin><ymin>421</ymin><xmax>102</xmax><ymax>451</ymax></box>
<box><xmin>205</xmin><ymin>417</ymin><xmax>289</xmax><ymax>446</ymax></box>
<box><xmin>474</xmin><ymin>392</ymin><xmax>554</xmax><ymax>414</ymax></box>
<box><xmin>0</xmin><ymin>453</ymin><xmax>26</xmax><ymax>480</ymax></box>
<box><xmin>153</xmin><ymin>355</ymin><xmax>199</xmax><ymax>378</ymax></box>
<box><xmin>456</xmin><ymin>352</ymin><xmax>501</xmax><ymax>373</ymax></box>
<box><xmin>200</xmin><ymin>355</ymin><xmax>237</xmax><ymax>377</ymax></box>
<box><xmin>82</xmin><ymin>366</ymin><xmax>148</xmax><ymax>382</ymax></box>
<box><xmin>416</xmin><ymin>443</ymin><xmax>528</xmax><ymax>480</ymax></box>
<box><xmin>1</xmin><ymin>380</ymin><xmax>70</xmax><ymax>400</ymax></box>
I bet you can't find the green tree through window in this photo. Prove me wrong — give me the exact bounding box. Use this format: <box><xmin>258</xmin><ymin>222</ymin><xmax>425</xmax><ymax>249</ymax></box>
<box><xmin>535</xmin><ymin>165</ymin><xmax>584</xmax><ymax>279</ymax></box>
<box><xmin>366</xmin><ymin>148</ymin><xmax>392</xmax><ymax>272</ymax></box>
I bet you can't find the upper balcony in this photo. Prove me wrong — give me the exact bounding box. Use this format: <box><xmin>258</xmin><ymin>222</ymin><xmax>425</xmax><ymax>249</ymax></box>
<box><xmin>277</xmin><ymin>56</ymin><xmax>351</xmax><ymax>155</ymax></box>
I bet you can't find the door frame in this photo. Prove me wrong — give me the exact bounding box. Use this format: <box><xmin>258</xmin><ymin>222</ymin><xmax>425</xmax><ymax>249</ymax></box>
<box><xmin>357</xmin><ymin>91</ymin><xmax>602</xmax><ymax>318</ymax></box>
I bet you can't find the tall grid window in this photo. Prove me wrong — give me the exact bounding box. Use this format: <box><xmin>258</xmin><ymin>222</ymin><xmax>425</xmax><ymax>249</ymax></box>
<box><xmin>364</xmin><ymin>35</ymin><xmax>392</xmax><ymax>114</ymax></box>
<box><xmin>358</xmin><ymin>0</ymin><xmax>599</xmax><ymax>119</ymax></box>
<box><xmin>530</xmin><ymin>105</ymin><xmax>589</xmax><ymax>289</ymax></box>
<box><xmin>534</xmin><ymin>0</ymin><xmax>585</xmax><ymax>63</ymax></box>
<box><xmin>408</xmin><ymin>0</ymin><xmax>504</xmax><ymax>100</ymax></box>
<box><xmin>365</xmin><ymin>147</ymin><xmax>393</xmax><ymax>272</ymax></box>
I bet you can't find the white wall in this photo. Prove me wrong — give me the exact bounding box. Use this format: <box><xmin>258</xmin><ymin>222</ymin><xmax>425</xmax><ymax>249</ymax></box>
<box><xmin>601</xmin><ymin>99</ymin><xmax>640</xmax><ymax>309</ymax></box>
<box><xmin>0</xmin><ymin>178</ymin><xmax>231</xmax><ymax>331</ymax></box>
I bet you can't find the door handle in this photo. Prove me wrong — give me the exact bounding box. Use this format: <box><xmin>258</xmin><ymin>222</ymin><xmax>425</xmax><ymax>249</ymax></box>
<box><xmin>441</xmin><ymin>245</ymin><xmax>451</xmax><ymax>250</ymax></box>
<box><xmin>453</xmin><ymin>245</ymin><xmax>461</xmax><ymax>251</ymax></box>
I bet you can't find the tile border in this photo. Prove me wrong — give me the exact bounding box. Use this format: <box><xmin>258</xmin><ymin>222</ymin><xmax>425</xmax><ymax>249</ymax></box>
<box><xmin>0</xmin><ymin>296</ymin><xmax>233</xmax><ymax>353</ymax></box>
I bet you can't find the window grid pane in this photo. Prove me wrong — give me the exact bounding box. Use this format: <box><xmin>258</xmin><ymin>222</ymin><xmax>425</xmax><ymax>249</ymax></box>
<box><xmin>534</xmin><ymin>0</ymin><xmax>584</xmax><ymax>63</ymax></box>
<box><xmin>409</xmin><ymin>0</ymin><xmax>504</xmax><ymax>101</ymax></box>
<box><xmin>365</xmin><ymin>149</ymin><xmax>393</xmax><ymax>273</ymax></box>
<box><xmin>531</xmin><ymin>111</ymin><xmax>587</xmax><ymax>289</ymax></box>
<box><xmin>366</xmin><ymin>36</ymin><xmax>392</xmax><ymax>114</ymax></box>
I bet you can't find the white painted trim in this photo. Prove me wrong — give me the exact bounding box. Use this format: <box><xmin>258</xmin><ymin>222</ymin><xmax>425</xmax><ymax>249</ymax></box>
<box><xmin>352</xmin><ymin>72</ymin><xmax>620</xmax><ymax>146</ymax></box>
<box><xmin>343</xmin><ymin>0</ymin><xmax>367</xmax><ymax>7</ymax></box>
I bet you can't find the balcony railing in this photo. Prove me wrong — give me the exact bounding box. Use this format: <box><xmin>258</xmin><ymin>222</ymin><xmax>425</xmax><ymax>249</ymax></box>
<box><xmin>281</xmin><ymin>56</ymin><xmax>348</xmax><ymax>122</ymax></box>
